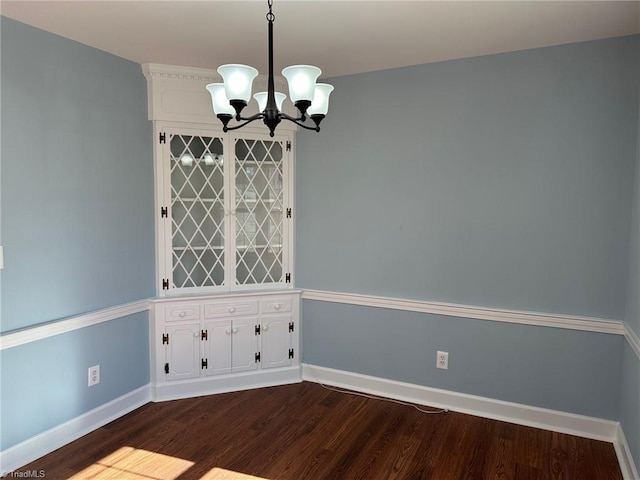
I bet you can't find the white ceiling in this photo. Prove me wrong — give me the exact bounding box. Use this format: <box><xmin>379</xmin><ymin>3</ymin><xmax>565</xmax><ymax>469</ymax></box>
<box><xmin>1</xmin><ymin>1</ymin><xmax>639</xmax><ymax>79</ymax></box>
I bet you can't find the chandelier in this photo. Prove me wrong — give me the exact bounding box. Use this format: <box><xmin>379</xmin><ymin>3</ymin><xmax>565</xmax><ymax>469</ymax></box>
<box><xmin>206</xmin><ymin>0</ymin><xmax>333</xmax><ymax>137</ymax></box>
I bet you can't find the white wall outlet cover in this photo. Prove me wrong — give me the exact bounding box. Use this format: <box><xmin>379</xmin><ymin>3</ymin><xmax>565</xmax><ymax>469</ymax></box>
<box><xmin>437</xmin><ymin>351</ymin><xmax>449</xmax><ymax>370</ymax></box>
<box><xmin>88</xmin><ymin>365</ymin><xmax>100</xmax><ymax>386</ymax></box>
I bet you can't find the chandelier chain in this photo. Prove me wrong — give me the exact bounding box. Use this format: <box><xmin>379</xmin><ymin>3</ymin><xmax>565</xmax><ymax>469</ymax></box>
<box><xmin>266</xmin><ymin>0</ymin><xmax>275</xmax><ymax>22</ymax></box>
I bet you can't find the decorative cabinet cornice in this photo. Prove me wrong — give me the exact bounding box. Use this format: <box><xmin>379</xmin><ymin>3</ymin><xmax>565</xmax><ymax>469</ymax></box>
<box><xmin>142</xmin><ymin>63</ymin><xmax>295</xmax><ymax>130</ymax></box>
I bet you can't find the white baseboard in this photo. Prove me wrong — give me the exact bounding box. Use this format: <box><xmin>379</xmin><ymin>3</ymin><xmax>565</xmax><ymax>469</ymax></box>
<box><xmin>0</xmin><ymin>384</ymin><xmax>151</xmax><ymax>476</ymax></box>
<box><xmin>302</xmin><ymin>363</ymin><xmax>623</xmax><ymax>441</ymax></box>
<box><xmin>2</xmin><ymin>368</ymin><xmax>635</xmax><ymax>478</ymax></box>
<box><xmin>615</xmin><ymin>424</ymin><xmax>640</xmax><ymax>480</ymax></box>
<box><xmin>152</xmin><ymin>366</ymin><xmax>303</xmax><ymax>402</ymax></box>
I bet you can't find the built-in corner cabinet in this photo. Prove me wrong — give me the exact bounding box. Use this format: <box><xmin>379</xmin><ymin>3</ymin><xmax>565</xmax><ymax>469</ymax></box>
<box><xmin>142</xmin><ymin>64</ymin><xmax>302</xmax><ymax>400</ymax></box>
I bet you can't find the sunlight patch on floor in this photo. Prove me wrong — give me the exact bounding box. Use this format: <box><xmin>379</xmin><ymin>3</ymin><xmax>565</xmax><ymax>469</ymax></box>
<box><xmin>200</xmin><ymin>468</ymin><xmax>270</xmax><ymax>480</ymax></box>
<box><xmin>68</xmin><ymin>446</ymin><xmax>195</xmax><ymax>479</ymax></box>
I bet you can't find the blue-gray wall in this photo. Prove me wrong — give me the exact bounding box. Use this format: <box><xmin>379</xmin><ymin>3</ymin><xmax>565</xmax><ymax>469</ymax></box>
<box><xmin>620</xmin><ymin>77</ymin><xmax>640</xmax><ymax>470</ymax></box>
<box><xmin>297</xmin><ymin>35</ymin><xmax>639</xmax><ymax>424</ymax></box>
<box><xmin>297</xmin><ymin>36</ymin><xmax>638</xmax><ymax>320</ymax></box>
<box><xmin>1</xmin><ymin>17</ymin><xmax>155</xmax><ymax>332</ymax></box>
<box><xmin>302</xmin><ymin>300</ymin><xmax>623</xmax><ymax>419</ymax></box>
<box><xmin>0</xmin><ymin>312</ymin><xmax>149</xmax><ymax>450</ymax></box>
<box><xmin>0</xmin><ymin>17</ymin><xmax>153</xmax><ymax>450</ymax></box>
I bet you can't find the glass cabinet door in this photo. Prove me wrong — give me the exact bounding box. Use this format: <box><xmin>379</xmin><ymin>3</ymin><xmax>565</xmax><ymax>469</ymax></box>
<box><xmin>159</xmin><ymin>127</ymin><xmax>291</xmax><ymax>295</ymax></box>
<box><xmin>233</xmin><ymin>136</ymin><xmax>285</xmax><ymax>286</ymax></box>
<box><xmin>169</xmin><ymin>133</ymin><xmax>226</xmax><ymax>290</ymax></box>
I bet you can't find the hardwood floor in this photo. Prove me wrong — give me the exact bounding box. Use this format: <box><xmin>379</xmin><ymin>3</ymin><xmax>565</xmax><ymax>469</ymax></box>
<box><xmin>19</xmin><ymin>382</ymin><xmax>622</xmax><ymax>479</ymax></box>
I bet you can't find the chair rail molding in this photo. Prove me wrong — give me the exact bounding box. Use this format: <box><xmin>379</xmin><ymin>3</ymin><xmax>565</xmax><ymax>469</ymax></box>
<box><xmin>301</xmin><ymin>289</ymin><xmax>626</xmax><ymax>336</ymax></box>
<box><xmin>0</xmin><ymin>300</ymin><xmax>150</xmax><ymax>351</ymax></box>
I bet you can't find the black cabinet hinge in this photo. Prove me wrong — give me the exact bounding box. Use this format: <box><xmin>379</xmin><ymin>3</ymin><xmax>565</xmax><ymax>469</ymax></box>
<box><xmin>286</xmin><ymin>141</ymin><xmax>291</xmax><ymax>151</ymax></box>
<box><xmin>285</xmin><ymin>273</ymin><xmax>291</xmax><ymax>283</ymax></box>
<box><xmin>289</xmin><ymin>322</ymin><xmax>295</xmax><ymax>333</ymax></box>
<box><xmin>255</xmin><ymin>352</ymin><xmax>261</xmax><ymax>363</ymax></box>
<box><xmin>159</xmin><ymin>132</ymin><xmax>166</xmax><ymax>144</ymax></box>
<box><xmin>162</xmin><ymin>278</ymin><xmax>169</xmax><ymax>290</ymax></box>
<box><xmin>289</xmin><ymin>348</ymin><xmax>294</xmax><ymax>359</ymax></box>
<box><xmin>161</xmin><ymin>206</ymin><xmax>168</xmax><ymax>218</ymax></box>
<box><xmin>164</xmin><ymin>363</ymin><xmax>170</xmax><ymax>374</ymax></box>
<box><xmin>201</xmin><ymin>358</ymin><xmax>208</xmax><ymax>369</ymax></box>
<box><xmin>286</xmin><ymin>208</ymin><xmax>292</xmax><ymax>218</ymax></box>
<box><xmin>201</xmin><ymin>329</ymin><xmax>208</xmax><ymax>341</ymax></box>
<box><xmin>255</xmin><ymin>324</ymin><xmax>261</xmax><ymax>335</ymax></box>
<box><xmin>162</xmin><ymin>333</ymin><xmax>169</xmax><ymax>345</ymax></box>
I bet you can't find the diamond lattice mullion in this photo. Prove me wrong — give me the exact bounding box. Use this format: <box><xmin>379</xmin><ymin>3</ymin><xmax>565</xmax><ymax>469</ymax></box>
<box><xmin>172</xmin><ymin>197</ymin><xmax>194</xmax><ymax>236</ymax></box>
<box><xmin>244</xmin><ymin>252</ymin><xmax>264</xmax><ymax>284</ymax></box>
<box><xmin>264</xmin><ymin>219</ymin><xmax>283</xmax><ymax>248</ymax></box>
<box><xmin>192</xmin><ymin>248</ymin><xmax>216</xmax><ymax>286</ymax></box>
<box><xmin>264</xmin><ymin>251</ymin><xmax>283</xmax><ymax>277</ymax></box>
<box><xmin>253</xmin><ymin>253</ymin><xmax>273</xmax><ymax>283</ymax></box>
<box><xmin>236</xmin><ymin>253</ymin><xmax>257</xmax><ymax>285</ymax></box>
<box><xmin>182</xmin><ymin>200</ymin><xmax>218</xmax><ymax>253</ymax></box>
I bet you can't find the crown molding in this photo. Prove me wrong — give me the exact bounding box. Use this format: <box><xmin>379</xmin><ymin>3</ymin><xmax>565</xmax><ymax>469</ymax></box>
<box><xmin>142</xmin><ymin>63</ymin><xmax>219</xmax><ymax>82</ymax></box>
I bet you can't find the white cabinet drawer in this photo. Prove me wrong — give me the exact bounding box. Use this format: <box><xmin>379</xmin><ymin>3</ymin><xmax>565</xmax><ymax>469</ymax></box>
<box><xmin>260</xmin><ymin>297</ymin><xmax>292</xmax><ymax>314</ymax></box>
<box><xmin>165</xmin><ymin>305</ymin><xmax>201</xmax><ymax>322</ymax></box>
<box><xmin>204</xmin><ymin>301</ymin><xmax>259</xmax><ymax>318</ymax></box>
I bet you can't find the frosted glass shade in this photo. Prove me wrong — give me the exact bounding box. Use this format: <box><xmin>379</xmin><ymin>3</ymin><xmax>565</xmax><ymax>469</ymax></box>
<box><xmin>203</xmin><ymin>153</ymin><xmax>215</xmax><ymax>165</ymax></box>
<box><xmin>253</xmin><ymin>91</ymin><xmax>286</xmax><ymax>112</ymax></box>
<box><xmin>281</xmin><ymin>65</ymin><xmax>321</xmax><ymax>103</ymax></box>
<box><xmin>217</xmin><ymin>64</ymin><xmax>259</xmax><ymax>103</ymax></box>
<box><xmin>307</xmin><ymin>83</ymin><xmax>334</xmax><ymax>116</ymax></box>
<box><xmin>206</xmin><ymin>83</ymin><xmax>234</xmax><ymax>116</ymax></box>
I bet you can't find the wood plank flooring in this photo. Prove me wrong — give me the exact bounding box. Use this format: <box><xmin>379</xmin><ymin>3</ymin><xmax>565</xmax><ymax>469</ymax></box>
<box><xmin>19</xmin><ymin>382</ymin><xmax>622</xmax><ymax>479</ymax></box>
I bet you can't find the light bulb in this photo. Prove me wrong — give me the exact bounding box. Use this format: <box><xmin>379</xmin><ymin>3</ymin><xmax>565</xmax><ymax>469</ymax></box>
<box><xmin>203</xmin><ymin>153</ymin><xmax>215</xmax><ymax>165</ymax></box>
<box><xmin>180</xmin><ymin>154</ymin><xmax>193</xmax><ymax>167</ymax></box>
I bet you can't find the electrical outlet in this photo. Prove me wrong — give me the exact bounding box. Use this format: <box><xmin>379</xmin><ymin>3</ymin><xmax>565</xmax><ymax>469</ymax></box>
<box><xmin>437</xmin><ymin>351</ymin><xmax>449</xmax><ymax>370</ymax></box>
<box><xmin>88</xmin><ymin>365</ymin><xmax>100</xmax><ymax>387</ymax></box>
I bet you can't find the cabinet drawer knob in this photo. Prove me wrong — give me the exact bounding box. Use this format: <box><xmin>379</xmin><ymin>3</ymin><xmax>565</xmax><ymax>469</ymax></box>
<box><xmin>273</xmin><ymin>304</ymin><xmax>281</xmax><ymax>310</ymax></box>
<box><xmin>228</xmin><ymin>307</ymin><xmax>236</xmax><ymax>313</ymax></box>
<box><xmin>225</xmin><ymin>328</ymin><xmax>231</xmax><ymax>334</ymax></box>
<box><xmin>263</xmin><ymin>325</ymin><xmax>268</xmax><ymax>331</ymax></box>
<box><xmin>179</xmin><ymin>311</ymin><xmax>186</xmax><ymax>318</ymax></box>
<box><xmin>193</xmin><ymin>332</ymin><xmax>199</xmax><ymax>338</ymax></box>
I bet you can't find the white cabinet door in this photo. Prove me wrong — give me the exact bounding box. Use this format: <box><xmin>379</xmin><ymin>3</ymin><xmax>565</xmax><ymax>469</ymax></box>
<box><xmin>203</xmin><ymin>318</ymin><xmax>259</xmax><ymax>375</ymax></box>
<box><xmin>203</xmin><ymin>320</ymin><xmax>232</xmax><ymax>376</ymax></box>
<box><xmin>261</xmin><ymin>315</ymin><xmax>293</xmax><ymax>369</ymax></box>
<box><xmin>165</xmin><ymin>323</ymin><xmax>200</xmax><ymax>381</ymax></box>
<box><xmin>231</xmin><ymin>317</ymin><xmax>260</xmax><ymax>372</ymax></box>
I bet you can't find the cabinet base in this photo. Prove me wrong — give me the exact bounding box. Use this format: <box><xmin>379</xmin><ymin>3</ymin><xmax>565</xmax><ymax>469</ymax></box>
<box><xmin>151</xmin><ymin>366</ymin><xmax>302</xmax><ymax>402</ymax></box>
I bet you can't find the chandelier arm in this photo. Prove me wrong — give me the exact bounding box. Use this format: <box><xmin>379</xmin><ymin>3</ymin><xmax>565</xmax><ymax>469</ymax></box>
<box><xmin>280</xmin><ymin>114</ymin><xmax>320</xmax><ymax>132</ymax></box>
<box><xmin>279</xmin><ymin>112</ymin><xmax>306</xmax><ymax>123</ymax></box>
<box><xmin>223</xmin><ymin>114</ymin><xmax>265</xmax><ymax>131</ymax></box>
